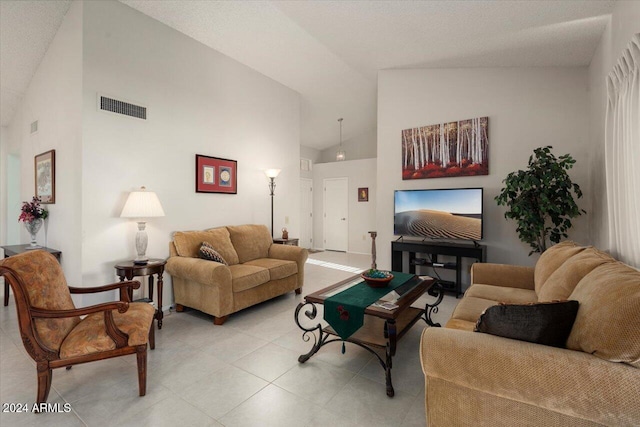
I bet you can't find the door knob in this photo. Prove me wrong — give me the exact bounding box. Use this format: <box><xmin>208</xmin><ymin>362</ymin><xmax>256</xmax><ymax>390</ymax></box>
<box><xmin>341</xmin><ymin>218</ymin><xmax>346</xmax><ymax>220</ymax></box>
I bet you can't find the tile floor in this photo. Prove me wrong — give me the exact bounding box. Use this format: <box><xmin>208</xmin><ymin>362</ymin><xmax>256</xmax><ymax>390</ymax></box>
<box><xmin>0</xmin><ymin>251</ymin><xmax>458</xmax><ymax>426</ymax></box>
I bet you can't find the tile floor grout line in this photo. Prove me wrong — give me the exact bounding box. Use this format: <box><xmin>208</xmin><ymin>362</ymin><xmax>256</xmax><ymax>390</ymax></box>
<box><xmin>212</xmin><ymin>380</ymin><xmax>270</xmax><ymax>423</ymax></box>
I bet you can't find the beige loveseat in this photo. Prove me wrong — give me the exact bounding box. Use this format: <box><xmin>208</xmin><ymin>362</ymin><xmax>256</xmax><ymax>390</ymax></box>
<box><xmin>420</xmin><ymin>241</ymin><xmax>640</xmax><ymax>426</ymax></box>
<box><xmin>166</xmin><ymin>224</ymin><xmax>308</xmax><ymax>325</ymax></box>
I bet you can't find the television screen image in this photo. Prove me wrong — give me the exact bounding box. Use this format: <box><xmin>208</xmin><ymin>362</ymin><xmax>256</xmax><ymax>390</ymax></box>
<box><xmin>394</xmin><ymin>188</ymin><xmax>483</xmax><ymax>241</ymax></box>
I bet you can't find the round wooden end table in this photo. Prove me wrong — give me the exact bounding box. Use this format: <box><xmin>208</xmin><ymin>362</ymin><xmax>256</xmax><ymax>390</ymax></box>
<box><xmin>114</xmin><ymin>259</ymin><xmax>166</xmax><ymax>329</ymax></box>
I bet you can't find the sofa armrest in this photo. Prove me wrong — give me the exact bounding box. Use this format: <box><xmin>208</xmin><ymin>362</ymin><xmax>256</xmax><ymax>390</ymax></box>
<box><xmin>420</xmin><ymin>327</ymin><xmax>640</xmax><ymax>426</ymax></box>
<box><xmin>166</xmin><ymin>256</ymin><xmax>232</xmax><ymax>287</ymax></box>
<box><xmin>471</xmin><ymin>263</ymin><xmax>535</xmax><ymax>290</ymax></box>
<box><xmin>268</xmin><ymin>245</ymin><xmax>308</xmax><ymax>289</ymax></box>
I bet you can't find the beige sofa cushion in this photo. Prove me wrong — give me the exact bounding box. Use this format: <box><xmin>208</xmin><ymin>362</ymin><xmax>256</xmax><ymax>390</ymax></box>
<box><xmin>450</xmin><ymin>296</ymin><xmax>498</xmax><ymax>323</ymax></box>
<box><xmin>244</xmin><ymin>258</ymin><xmax>297</xmax><ymax>281</ymax></box>
<box><xmin>465</xmin><ymin>284</ymin><xmax>538</xmax><ymax>304</ymax></box>
<box><xmin>534</xmin><ymin>241</ymin><xmax>586</xmax><ymax>295</ymax></box>
<box><xmin>229</xmin><ymin>264</ymin><xmax>270</xmax><ymax>292</ymax></box>
<box><xmin>537</xmin><ymin>248</ymin><xmax>614</xmax><ymax>301</ymax></box>
<box><xmin>174</xmin><ymin>228</ymin><xmax>239</xmax><ymax>265</ymax></box>
<box><xmin>444</xmin><ymin>318</ymin><xmax>477</xmax><ymax>331</ymax></box>
<box><xmin>471</xmin><ymin>263</ymin><xmax>535</xmax><ymax>290</ymax></box>
<box><xmin>566</xmin><ymin>262</ymin><xmax>640</xmax><ymax>368</ymax></box>
<box><xmin>228</xmin><ymin>225</ymin><xmax>272</xmax><ymax>263</ymax></box>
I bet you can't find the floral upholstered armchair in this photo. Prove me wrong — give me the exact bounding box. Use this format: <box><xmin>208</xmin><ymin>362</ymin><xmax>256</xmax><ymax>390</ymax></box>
<box><xmin>0</xmin><ymin>250</ymin><xmax>156</xmax><ymax>405</ymax></box>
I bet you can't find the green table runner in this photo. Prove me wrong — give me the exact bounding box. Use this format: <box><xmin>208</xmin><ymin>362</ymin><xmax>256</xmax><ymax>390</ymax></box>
<box><xmin>324</xmin><ymin>272</ymin><xmax>415</xmax><ymax>341</ymax></box>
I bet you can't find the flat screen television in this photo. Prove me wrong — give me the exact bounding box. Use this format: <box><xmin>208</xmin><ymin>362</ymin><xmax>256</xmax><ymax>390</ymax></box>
<box><xmin>394</xmin><ymin>188</ymin><xmax>483</xmax><ymax>241</ymax></box>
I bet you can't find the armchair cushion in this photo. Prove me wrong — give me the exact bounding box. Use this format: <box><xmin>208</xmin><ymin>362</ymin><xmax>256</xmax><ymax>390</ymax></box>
<box><xmin>474</xmin><ymin>300</ymin><xmax>579</xmax><ymax>348</ymax></box>
<box><xmin>59</xmin><ymin>303</ymin><xmax>155</xmax><ymax>359</ymax></box>
<box><xmin>3</xmin><ymin>250</ymin><xmax>80</xmax><ymax>351</ymax></box>
<box><xmin>244</xmin><ymin>258</ymin><xmax>297</xmax><ymax>281</ymax></box>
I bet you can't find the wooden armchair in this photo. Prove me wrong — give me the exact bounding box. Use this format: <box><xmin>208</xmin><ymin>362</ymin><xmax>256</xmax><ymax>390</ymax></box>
<box><xmin>0</xmin><ymin>250</ymin><xmax>156</xmax><ymax>405</ymax></box>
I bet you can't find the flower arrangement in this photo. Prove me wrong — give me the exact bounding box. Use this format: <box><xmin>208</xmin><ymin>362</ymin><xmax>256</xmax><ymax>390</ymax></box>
<box><xmin>19</xmin><ymin>196</ymin><xmax>49</xmax><ymax>223</ymax></box>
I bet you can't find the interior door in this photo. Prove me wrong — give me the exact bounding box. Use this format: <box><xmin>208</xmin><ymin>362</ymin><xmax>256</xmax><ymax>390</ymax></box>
<box><xmin>323</xmin><ymin>177</ymin><xmax>348</xmax><ymax>251</ymax></box>
<box><xmin>299</xmin><ymin>178</ymin><xmax>313</xmax><ymax>249</ymax></box>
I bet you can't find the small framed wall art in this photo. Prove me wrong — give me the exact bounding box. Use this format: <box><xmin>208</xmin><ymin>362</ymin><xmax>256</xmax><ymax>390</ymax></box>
<box><xmin>35</xmin><ymin>150</ymin><xmax>55</xmax><ymax>203</ymax></box>
<box><xmin>358</xmin><ymin>187</ymin><xmax>369</xmax><ymax>202</ymax></box>
<box><xmin>195</xmin><ymin>154</ymin><xmax>237</xmax><ymax>194</ymax></box>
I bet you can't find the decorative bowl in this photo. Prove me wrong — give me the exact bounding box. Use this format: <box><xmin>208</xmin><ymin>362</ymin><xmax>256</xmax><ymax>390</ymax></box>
<box><xmin>361</xmin><ymin>270</ymin><xmax>394</xmax><ymax>288</ymax></box>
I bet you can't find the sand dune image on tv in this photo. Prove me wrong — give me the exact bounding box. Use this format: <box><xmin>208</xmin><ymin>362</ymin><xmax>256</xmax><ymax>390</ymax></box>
<box><xmin>395</xmin><ymin>210</ymin><xmax>481</xmax><ymax>240</ymax></box>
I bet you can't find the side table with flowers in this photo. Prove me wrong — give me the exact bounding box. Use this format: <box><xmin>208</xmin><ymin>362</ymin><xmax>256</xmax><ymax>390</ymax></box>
<box><xmin>19</xmin><ymin>197</ymin><xmax>49</xmax><ymax>249</ymax></box>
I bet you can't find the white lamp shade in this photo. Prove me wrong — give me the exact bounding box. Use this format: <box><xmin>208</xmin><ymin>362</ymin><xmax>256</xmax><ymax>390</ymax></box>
<box><xmin>264</xmin><ymin>169</ymin><xmax>281</xmax><ymax>178</ymax></box>
<box><xmin>120</xmin><ymin>187</ymin><xmax>165</xmax><ymax>218</ymax></box>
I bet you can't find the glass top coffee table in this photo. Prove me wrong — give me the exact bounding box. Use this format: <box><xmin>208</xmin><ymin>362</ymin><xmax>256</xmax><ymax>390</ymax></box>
<box><xmin>294</xmin><ymin>273</ymin><xmax>443</xmax><ymax>397</ymax></box>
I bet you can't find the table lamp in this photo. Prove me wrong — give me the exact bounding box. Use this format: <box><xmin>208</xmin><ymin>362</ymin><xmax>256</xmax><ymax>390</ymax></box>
<box><xmin>120</xmin><ymin>186</ymin><xmax>165</xmax><ymax>265</ymax></box>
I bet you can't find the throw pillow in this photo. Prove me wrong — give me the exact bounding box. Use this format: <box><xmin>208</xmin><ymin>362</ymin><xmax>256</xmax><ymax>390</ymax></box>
<box><xmin>474</xmin><ymin>300</ymin><xmax>579</xmax><ymax>348</ymax></box>
<box><xmin>198</xmin><ymin>242</ymin><xmax>228</xmax><ymax>265</ymax></box>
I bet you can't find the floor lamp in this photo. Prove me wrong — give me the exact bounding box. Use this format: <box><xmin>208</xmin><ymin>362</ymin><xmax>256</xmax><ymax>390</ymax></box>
<box><xmin>265</xmin><ymin>169</ymin><xmax>281</xmax><ymax>237</ymax></box>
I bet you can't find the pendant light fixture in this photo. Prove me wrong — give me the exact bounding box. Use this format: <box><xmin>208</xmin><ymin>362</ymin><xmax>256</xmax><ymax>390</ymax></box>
<box><xmin>336</xmin><ymin>117</ymin><xmax>346</xmax><ymax>161</ymax></box>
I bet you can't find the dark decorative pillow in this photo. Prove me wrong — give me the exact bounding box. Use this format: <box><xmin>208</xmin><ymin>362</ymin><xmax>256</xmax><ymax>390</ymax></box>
<box><xmin>198</xmin><ymin>242</ymin><xmax>228</xmax><ymax>265</ymax></box>
<box><xmin>474</xmin><ymin>300</ymin><xmax>579</xmax><ymax>348</ymax></box>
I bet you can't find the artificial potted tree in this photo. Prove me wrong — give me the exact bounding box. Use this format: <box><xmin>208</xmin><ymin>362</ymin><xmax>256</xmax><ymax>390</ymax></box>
<box><xmin>495</xmin><ymin>146</ymin><xmax>585</xmax><ymax>255</ymax></box>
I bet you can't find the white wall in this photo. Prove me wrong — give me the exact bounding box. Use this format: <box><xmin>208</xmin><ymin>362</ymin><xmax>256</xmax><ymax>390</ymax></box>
<box><xmin>80</xmin><ymin>1</ymin><xmax>301</xmax><ymax>307</ymax></box>
<box><xmin>319</xmin><ymin>128</ymin><xmax>377</xmax><ymax>163</ymax></box>
<box><xmin>6</xmin><ymin>154</ymin><xmax>21</xmax><ymax>245</ymax></box>
<box><xmin>2</xmin><ymin>1</ymin><xmax>83</xmax><ymax>286</ymax></box>
<box><xmin>0</xmin><ymin>126</ymin><xmax>8</xmax><ymax>245</ymax></box>
<box><xmin>377</xmin><ymin>68</ymin><xmax>590</xmax><ymax>270</ymax></box>
<box><xmin>313</xmin><ymin>158</ymin><xmax>376</xmax><ymax>254</ymax></box>
<box><xmin>588</xmin><ymin>1</ymin><xmax>640</xmax><ymax>251</ymax></box>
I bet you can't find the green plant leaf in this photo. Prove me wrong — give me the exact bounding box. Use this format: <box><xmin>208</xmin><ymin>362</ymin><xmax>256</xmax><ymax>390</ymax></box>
<box><xmin>495</xmin><ymin>146</ymin><xmax>585</xmax><ymax>255</ymax></box>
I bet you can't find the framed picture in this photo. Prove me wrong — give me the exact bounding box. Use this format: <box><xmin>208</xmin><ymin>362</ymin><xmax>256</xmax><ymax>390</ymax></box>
<box><xmin>195</xmin><ymin>154</ymin><xmax>237</xmax><ymax>194</ymax></box>
<box><xmin>402</xmin><ymin>116</ymin><xmax>489</xmax><ymax>180</ymax></box>
<box><xmin>35</xmin><ymin>150</ymin><xmax>55</xmax><ymax>203</ymax></box>
<box><xmin>358</xmin><ymin>187</ymin><xmax>369</xmax><ymax>202</ymax></box>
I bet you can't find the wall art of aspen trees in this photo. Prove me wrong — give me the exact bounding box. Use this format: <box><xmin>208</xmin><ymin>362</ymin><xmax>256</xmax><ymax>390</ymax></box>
<box><xmin>402</xmin><ymin>117</ymin><xmax>489</xmax><ymax>180</ymax></box>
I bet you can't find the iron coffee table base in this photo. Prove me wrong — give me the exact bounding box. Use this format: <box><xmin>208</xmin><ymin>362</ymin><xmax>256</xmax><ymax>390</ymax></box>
<box><xmin>294</xmin><ymin>281</ymin><xmax>443</xmax><ymax>397</ymax></box>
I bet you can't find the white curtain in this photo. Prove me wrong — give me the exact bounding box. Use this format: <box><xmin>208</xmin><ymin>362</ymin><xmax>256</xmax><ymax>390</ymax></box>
<box><xmin>605</xmin><ymin>33</ymin><xmax>640</xmax><ymax>267</ymax></box>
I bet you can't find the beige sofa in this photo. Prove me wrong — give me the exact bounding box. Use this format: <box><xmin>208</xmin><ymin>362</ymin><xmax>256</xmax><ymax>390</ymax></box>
<box><xmin>420</xmin><ymin>241</ymin><xmax>640</xmax><ymax>426</ymax></box>
<box><xmin>166</xmin><ymin>224</ymin><xmax>308</xmax><ymax>324</ymax></box>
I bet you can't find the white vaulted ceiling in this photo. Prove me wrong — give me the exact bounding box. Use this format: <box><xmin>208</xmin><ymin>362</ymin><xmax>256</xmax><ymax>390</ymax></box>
<box><xmin>1</xmin><ymin>1</ymin><xmax>615</xmax><ymax>149</ymax></box>
<box><xmin>0</xmin><ymin>0</ymin><xmax>72</xmax><ymax>128</ymax></box>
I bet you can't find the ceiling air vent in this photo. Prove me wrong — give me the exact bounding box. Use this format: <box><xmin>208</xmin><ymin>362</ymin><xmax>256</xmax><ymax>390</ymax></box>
<box><xmin>99</xmin><ymin>94</ymin><xmax>147</xmax><ymax>120</ymax></box>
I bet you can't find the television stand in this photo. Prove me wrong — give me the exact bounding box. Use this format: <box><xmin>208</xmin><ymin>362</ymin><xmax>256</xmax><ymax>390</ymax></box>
<box><xmin>391</xmin><ymin>240</ymin><xmax>486</xmax><ymax>297</ymax></box>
